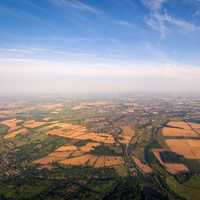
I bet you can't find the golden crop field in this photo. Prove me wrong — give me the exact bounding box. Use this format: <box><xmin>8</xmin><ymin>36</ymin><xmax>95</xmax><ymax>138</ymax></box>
<box><xmin>0</xmin><ymin>119</ymin><xmax>22</xmax><ymax>132</ymax></box>
<box><xmin>23</xmin><ymin>120</ymin><xmax>50</xmax><ymax>129</ymax></box>
<box><xmin>46</xmin><ymin>122</ymin><xmax>115</xmax><ymax>144</ymax></box>
<box><xmin>119</xmin><ymin>126</ymin><xmax>135</xmax><ymax>144</ymax></box>
<box><xmin>34</xmin><ymin>143</ymin><xmax>124</xmax><ymax>168</ymax></box>
<box><xmin>162</xmin><ymin>121</ymin><xmax>200</xmax><ymax>137</ymax></box>
<box><xmin>4</xmin><ymin>128</ymin><xmax>29</xmax><ymax>139</ymax></box>
<box><xmin>167</xmin><ymin>121</ymin><xmax>191</xmax><ymax>129</ymax></box>
<box><xmin>38</xmin><ymin>103</ymin><xmax>64</xmax><ymax>110</ymax></box>
<box><xmin>166</xmin><ymin>139</ymin><xmax>200</xmax><ymax>159</ymax></box>
<box><xmin>162</xmin><ymin>127</ymin><xmax>199</xmax><ymax>137</ymax></box>
<box><xmin>60</xmin><ymin>154</ymin><xmax>96</xmax><ymax>166</ymax></box>
<box><xmin>153</xmin><ymin>149</ymin><xmax>189</xmax><ymax>174</ymax></box>
<box><xmin>132</xmin><ymin>156</ymin><xmax>152</xmax><ymax>174</ymax></box>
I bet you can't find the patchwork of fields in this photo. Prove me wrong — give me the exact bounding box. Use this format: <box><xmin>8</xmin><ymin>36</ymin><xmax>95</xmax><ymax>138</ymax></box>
<box><xmin>119</xmin><ymin>126</ymin><xmax>135</xmax><ymax>144</ymax></box>
<box><xmin>153</xmin><ymin>149</ymin><xmax>189</xmax><ymax>174</ymax></box>
<box><xmin>152</xmin><ymin>121</ymin><xmax>200</xmax><ymax>174</ymax></box>
<box><xmin>1</xmin><ymin>118</ymin><xmax>124</xmax><ymax>170</ymax></box>
<box><xmin>33</xmin><ymin>142</ymin><xmax>124</xmax><ymax>168</ymax></box>
<box><xmin>1</xmin><ymin>99</ymin><xmax>200</xmax><ymax>200</ymax></box>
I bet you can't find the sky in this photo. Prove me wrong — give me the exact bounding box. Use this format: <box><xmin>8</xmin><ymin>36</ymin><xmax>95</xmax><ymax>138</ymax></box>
<box><xmin>0</xmin><ymin>0</ymin><xmax>200</xmax><ymax>95</ymax></box>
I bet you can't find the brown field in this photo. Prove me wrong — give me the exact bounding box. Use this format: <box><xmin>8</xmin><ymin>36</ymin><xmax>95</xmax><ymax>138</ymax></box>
<box><xmin>47</xmin><ymin>123</ymin><xmax>82</xmax><ymax>130</ymax></box>
<box><xmin>0</xmin><ymin>119</ymin><xmax>22</xmax><ymax>132</ymax></box>
<box><xmin>70</xmin><ymin>151</ymin><xmax>83</xmax><ymax>158</ymax></box>
<box><xmin>166</xmin><ymin>139</ymin><xmax>200</xmax><ymax>159</ymax></box>
<box><xmin>60</xmin><ymin>155</ymin><xmax>123</xmax><ymax>168</ymax></box>
<box><xmin>35</xmin><ymin>152</ymin><xmax>123</xmax><ymax>168</ymax></box>
<box><xmin>76</xmin><ymin>132</ymin><xmax>114</xmax><ymax>144</ymax></box>
<box><xmin>38</xmin><ymin>103</ymin><xmax>64</xmax><ymax>110</ymax></box>
<box><xmin>33</xmin><ymin>144</ymin><xmax>80</xmax><ymax>165</ymax></box>
<box><xmin>94</xmin><ymin>156</ymin><xmax>105</xmax><ymax>167</ymax></box>
<box><xmin>119</xmin><ymin>126</ymin><xmax>135</xmax><ymax>144</ymax></box>
<box><xmin>168</xmin><ymin>121</ymin><xmax>200</xmax><ymax>130</ymax></box>
<box><xmin>167</xmin><ymin>121</ymin><xmax>191</xmax><ymax>129</ymax></box>
<box><xmin>132</xmin><ymin>156</ymin><xmax>152</xmax><ymax>174</ymax></box>
<box><xmin>23</xmin><ymin>120</ymin><xmax>50</xmax><ymax>129</ymax></box>
<box><xmin>153</xmin><ymin>149</ymin><xmax>189</xmax><ymax>174</ymax></box>
<box><xmin>60</xmin><ymin>154</ymin><xmax>96</xmax><ymax>166</ymax></box>
<box><xmin>79</xmin><ymin>142</ymin><xmax>100</xmax><ymax>152</ymax></box>
<box><xmin>55</xmin><ymin>145</ymin><xmax>78</xmax><ymax>152</ymax></box>
<box><xmin>87</xmin><ymin>156</ymin><xmax>98</xmax><ymax>166</ymax></box>
<box><xmin>92</xmin><ymin>156</ymin><xmax>124</xmax><ymax>168</ymax></box>
<box><xmin>164</xmin><ymin>163</ymin><xmax>189</xmax><ymax>174</ymax></box>
<box><xmin>4</xmin><ymin>128</ymin><xmax>29</xmax><ymax>139</ymax></box>
<box><xmin>187</xmin><ymin>140</ymin><xmax>200</xmax><ymax>147</ymax></box>
<box><xmin>162</xmin><ymin>121</ymin><xmax>200</xmax><ymax>137</ymax></box>
<box><xmin>162</xmin><ymin>121</ymin><xmax>200</xmax><ymax>138</ymax></box>
<box><xmin>162</xmin><ymin>127</ymin><xmax>199</xmax><ymax>137</ymax></box>
<box><xmin>188</xmin><ymin>122</ymin><xmax>200</xmax><ymax>130</ymax></box>
<box><xmin>33</xmin><ymin>122</ymin><xmax>122</xmax><ymax>169</ymax></box>
<box><xmin>33</xmin><ymin>151</ymin><xmax>73</xmax><ymax>165</ymax></box>
<box><xmin>33</xmin><ymin>141</ymin><xmax>123</xmax><ymax>169</ymax></box>
<box><xmin>46</xmin><ymin>123</ymin><xmax>114</xmax><ymax>144</ymax></box>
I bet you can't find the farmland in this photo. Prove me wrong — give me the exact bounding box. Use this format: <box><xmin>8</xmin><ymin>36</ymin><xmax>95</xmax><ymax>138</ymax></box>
<box><xmin>0</xmin><ymin>95</ymin><xmax>200</xmax><ymax>200</ymax></box>
<box><xmin>152</xmin><ymin>149</ymin><xmax>189</xmax><ymax>174</ymax></box>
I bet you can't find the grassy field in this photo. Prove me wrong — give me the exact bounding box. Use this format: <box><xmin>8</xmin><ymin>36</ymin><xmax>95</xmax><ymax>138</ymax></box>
<box><xmin>166</xmin><ymin>176</ymin><xmax>200</xmax><ymax>200</ymax></box>
<box><xmin>116</xmin><ymin>165</ymin><xmax>129</xmax><ymax>177</ymax></box>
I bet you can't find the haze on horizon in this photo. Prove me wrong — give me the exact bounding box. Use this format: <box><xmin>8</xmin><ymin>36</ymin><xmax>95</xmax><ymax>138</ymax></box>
<box><xmin>0</xmin><ymin>0</ymin><xmax>200</xmax><ymax>95</ymax></box>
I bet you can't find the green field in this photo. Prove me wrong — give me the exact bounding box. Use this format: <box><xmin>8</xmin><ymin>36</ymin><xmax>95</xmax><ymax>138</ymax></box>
<box><xmin>167</xmin><ymin>176</ymin><xmax>200</xmax><ymax>200</ymax></box>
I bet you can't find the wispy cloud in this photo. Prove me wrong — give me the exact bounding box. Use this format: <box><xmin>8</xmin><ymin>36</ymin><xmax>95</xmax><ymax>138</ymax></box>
<box><xmin>113</xmin><ymin>20</ymin><xmax>134</xmax><ymax>28</ymax></box>
<box><xmin>142</xmin><ymin>0</ymin><xmax>168</xmax><ymax>38</ymax></box>
<box><xmin>142</xmin><ymin>0</ymin><xmax>200</xmax><ymax>38</ymax></box>
<box><xmin>49</xmin><ymin>0</ymin><xmax>100</xmax><ymax>14</ymax></box>
<box><xmin>163</xmin><ymin>13</ymin><xmax>200</xmax><ymax>31</ymax></box>
<box><xmin>146</xmin><ymin>13</ymin><xmax>167</xmax><ymax>39</ymax></box>
<box><xmin>143</xmin><ymin>0</ymin><xmax>165</xmax><ymax>11</ymax></box>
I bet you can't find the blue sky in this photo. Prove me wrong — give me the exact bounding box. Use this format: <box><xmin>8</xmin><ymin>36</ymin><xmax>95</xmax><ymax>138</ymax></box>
<box><xmin>0</xmin><ymin>0</ymin><xmax>200</xmax><ymax>94</ymax></box>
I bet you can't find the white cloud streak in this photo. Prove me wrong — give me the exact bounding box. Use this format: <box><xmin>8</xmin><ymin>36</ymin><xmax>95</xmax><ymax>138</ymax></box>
<box><xmin>164</xmin><ymin>13</ymin><xmax>200</xmax><ymax>31</ymax></box>
<box><xmin>49</xmin><ymin>0</ymin><xmax>100</xmax><ymax>14</ymax></box>
<box><xmin>143</xmin><ymin>0</ymin><xmax>200</xmax><ymax>38</ymax></box>
<box><xmin>143</xmin><ymin>0</ymin><xmax>166</xmax><ymax>11</ymax></box>
<box><xmin>113</xmin><ymin>20</ymin><xmax>134</xmax><ymax>28</ymax></box>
